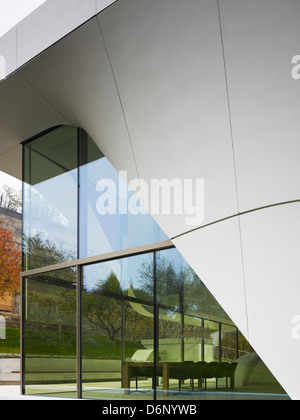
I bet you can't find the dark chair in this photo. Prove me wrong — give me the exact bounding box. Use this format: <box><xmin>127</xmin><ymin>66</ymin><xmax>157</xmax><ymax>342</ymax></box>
<box><xmin>182</xmin><ymin>361</ymin><xmax>196</xmax><ymax>389</ymax></box>
<box><xmin>225</xmin><ymin>362</ymin><xmax>238</xmax><ymax>389</ymax></box>
<box><xmin>189</xmin><ymin>361</ymin><xmax>206</xmax><ymax>390</ymax></box>
<box><xmin>169</xmin><ymin>363</ymin><xmax>191</xmax><ymax>391</ymax></box>
<box><xmin>130</xmin><ymin>366</ymin><xmax>150</xmax><ymax>390</ymax></box>
<box><xmin>150</xmin><ymin>365</ymin><xmax>163</xmax><ymax>389</ymax></box>
<box><xmin>130</xmin><ymin>365</ymin><xmax>162</xmax><ymax>390</ymax></box>
<box><xmin>214</xmin><ymin>362</ymin><xmax>229</xmax><ymax>389</ymax></box>
<box><xmin>201</xmin><ymin>362</ymin><xmax>219</xmax><ymax>390</ymax></box>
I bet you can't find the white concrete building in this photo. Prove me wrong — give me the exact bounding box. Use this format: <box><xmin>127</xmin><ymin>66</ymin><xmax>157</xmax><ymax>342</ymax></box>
<box><xmin>0</xmin><ymin>0</ymin><xmax>299</xmax><ymax>400</ymax></box>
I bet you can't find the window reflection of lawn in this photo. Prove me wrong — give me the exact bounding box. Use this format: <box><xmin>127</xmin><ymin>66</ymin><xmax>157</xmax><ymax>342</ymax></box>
<box><xmin>22</xmin><ymin>328</ymin><xmax>143</xmax><ymax>359</ymax></box>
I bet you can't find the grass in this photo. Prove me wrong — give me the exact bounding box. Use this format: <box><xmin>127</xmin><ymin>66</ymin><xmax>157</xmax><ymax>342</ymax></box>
<box><xmin>0</xmin><ymin>327</ymin><xmax>20</xmax><ymax>354</ymax></box>
<box><xmin>0</xmin><ymin>327</ymin><xmax>143</xmax><ymax>359</ymax></box>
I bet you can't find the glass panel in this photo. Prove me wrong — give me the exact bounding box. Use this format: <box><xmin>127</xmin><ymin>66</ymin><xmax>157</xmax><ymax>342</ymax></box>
<box><xmin>203</xmin><ymin>320</ymin><xmax>220</xmax><ymax>363</ymax></box>
<box><xmin>183</xmin><ymin>269</ymin><xmax>233</xmax><ymax>325</ymax></box>
<box><xmin>79</xmin><ymin>136</ymin><xmax>168</xmax><ymax>258</ymax></box>
<box><xmin>183</xmin><ymin>314</ymin><xmax>204</xmax><ymax>362</ymax></box>
<box><xmin>82</xmin><ymin>257</ymin><xmax>155</xmax><ymax>400</ymax></box>
<box><xmin>82</xmin><ymin>292</ymin><xmax>123</xmax><ymax>399</ymax></box>
<box><xmin>124</xmin><ymin>302</ymin><xmax>155</xmax><ymax>399</ymax></box>
<box><xmin>124</xmin><ymin>252</ymin><xmax>154</xmax><ymax>303</ymax></box>
<box><xmin>155</xmin><ymin>247</ymin><xmax>289</xmax><ymax>399</ymax></box>
<box><xmin>236</xmin><ymin>330</ymin><xmax>288</xmax><ymax>396</ymax></box>
<box><xmin>158</xmin><ymin>308</ymin><xmax>183</xmax><ymax>362</ymax></box>
<box><xmin>23</xmin><ymin>126</ymin><xmax>78</xmax><ymax>270</ymax></box>
<box><xmin>23</xmin><ymin>267</ymin><xmax>77</xmax><ymax>398</ymax></box>
<box><xmin>83</xmin><ymin>260</ymin><xmax>122</xmax><ymax>297</ymax></box>
<box><xmin>221</xmin><ymin>324</ymin><xmax>238</xmax><ymax>362</ymax></box>
<box><xmin>83</xmin><ymin>253</ymin><xmax>154</xmax><ymax>304</ymax></box>
<box><xmin>156</xmin><ymin>248</ymin><xmax>183</xmax><ymax>309</ymax></box>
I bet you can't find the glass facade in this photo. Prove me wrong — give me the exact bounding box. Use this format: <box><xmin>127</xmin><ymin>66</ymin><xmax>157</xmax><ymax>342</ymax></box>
<box><xmin>79</xmin><ymin>133</ymin><xmax>167</xmax><ymax>258</ymax></box>
<box><xmin>23</xmin><ymin>126</ymin><xmax>78</xmax><ymax>270</ymax></box>
<box><xmin>23</xmin><ymin>268</ymin><xmax>77</xmax><ymax>398</ymax></box>
<box><xmin>21</xmin><ymin>126</ymin><xmax>289</xmax><ymax>400</ymax></box>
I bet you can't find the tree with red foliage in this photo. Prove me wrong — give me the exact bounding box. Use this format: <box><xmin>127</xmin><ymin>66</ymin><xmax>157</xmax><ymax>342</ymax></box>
<box><xmin>0</xmin><ymin>221</ymin><xmax>21</xmax><ymax>298</ymax></box>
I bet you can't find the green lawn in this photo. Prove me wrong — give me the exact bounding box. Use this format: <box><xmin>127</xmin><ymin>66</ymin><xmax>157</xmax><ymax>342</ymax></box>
<box><xmin>0</xmin><ymin>327</ymin><xmax>20</xmax><ymax>354</ymax></box>
<box><xmin>0</xmin><ymin>327</ymin><xmax>143</xmax><ymax>359</ymax></box>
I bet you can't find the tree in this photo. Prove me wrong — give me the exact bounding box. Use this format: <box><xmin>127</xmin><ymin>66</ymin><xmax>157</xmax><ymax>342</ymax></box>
<box><xmin>83</xmin><ymin>271</ymin><xmax>122</xmax><ymax>341</ymax></box>
<box><xmin>23</xmin><ymin>233</ymin><xmax>76</xmax><ymax>270</ymax></box>
<box><xmin>0</xmin><ymin>185</ymin><xmax>22</xmax><ymax>213</ymax></box>
<box><xmin>0</xmin><ymin>221</ymin><xmax>22</xmax><ymax>298</ymax></box>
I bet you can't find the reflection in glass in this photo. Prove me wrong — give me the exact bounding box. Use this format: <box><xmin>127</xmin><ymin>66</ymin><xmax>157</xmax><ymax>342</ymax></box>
<box><xmin>83</xmin><ymin>253</ymin><xmax>154</xmax><ymax>303</ymax></box>
<box><xmin>79</xmin><ymin>136</ymin><xmax>168</xmax><ymax>258</ymax></box>
<box><xmin>82</xmin><ymin>292</ymin><xmax>123</xmax><ymax>399</ymax></box>
<box><xmin>80</xmin><ymin>248</ymin><xmax>289</xmax><ymax>399</ymax></box>
<box><xmin>124</xmin><ymin>303</ymin><xmax>154</xmax><ymax>397</ymax></box>
<box><xmin>156</xmin><ymin>248</ymin><xmax>183</xmax><ymax>309</ymax></box>
<box><xmin>23</xmin><ymin>126</ymin><xmax>78</xmax><ymax>270</ymax></box>
<box><xmin>82</xmin><ymin>259</ymin><xmax>154</xmax><ymax>400</ymax></box>
<box><xmin>83</xmin><ymin>261</ymin><xmax>122</xmax><ymax>297</ymax></box>
<box><xmin>235</xmin><ymin>330</ymin><xmax>287</xmax><ymax>395</ymax></box>
<box><xmin>23</xmin><ymin>268</ymin><xmax>77</xmax><ymax>398</ymax></box>
<box><xmin>125</xmin><ymin>253</ymin><xmax>154</xmax><ymax>303</ymax></box>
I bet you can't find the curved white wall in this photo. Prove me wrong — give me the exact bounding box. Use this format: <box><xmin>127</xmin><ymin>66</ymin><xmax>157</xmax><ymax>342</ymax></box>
<box><xmin>173</xmin><ymin>217</ymin><xmax>248</xmax><ymax>340</ymax></box>
<box><xmin>239</xmin><ymin>203</ymin><xmax>300</xmax><ymax>400</ymax></box>
<box><xmin>174</xmin><ymin>203</ymin><xmax>300</xmax><ymax>400</ymax></box>
<box><xmin>98</xmin><ymin>0</ymin><xmax>239</xmax><ymax>239</ymax></box>
<box><xmin>0</xmin><ymin>0</ymin><xmax>299</xmax><ymax>399</ymax></box>
<box><xmin>219</xmin><ymin>0</ymin><xmax>300</xmax><ymax>212</ymax></box>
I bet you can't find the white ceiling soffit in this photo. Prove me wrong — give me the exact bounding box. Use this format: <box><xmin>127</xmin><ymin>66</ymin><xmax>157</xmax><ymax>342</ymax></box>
<box><xmin>0</xmin><ymin>71</ymin><xmax>69</xmax><ymax>179</ymax></box>
<box><xmin>18</xmin><ymin>16</ymin><xmax>139</xmax><ymax>184</ymax></box>
<box><xmin>0</xmin><ymin>1</ymin><xmax>119</xmax><ymax>180</ymax></box>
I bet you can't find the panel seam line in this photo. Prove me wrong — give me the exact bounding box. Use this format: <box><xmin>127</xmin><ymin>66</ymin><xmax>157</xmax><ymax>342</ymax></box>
<box><xmin>18</xmin><ymin>71</ymin><xmax>73</xmax><ymax>125</ymax></box>
<box><xmin>96</xmin><ymin>16</ymin><xmax>142</xmax><ymax>184</ymax></box>
<box><xmin>216</xmin><ymin>0</ymin><xmax>249</xmax><ymax>339</ymax></box>
<box><xmin>171</xmin><ymin>199</ymin><xmax>300</xmax><ymax>240</ymax></box>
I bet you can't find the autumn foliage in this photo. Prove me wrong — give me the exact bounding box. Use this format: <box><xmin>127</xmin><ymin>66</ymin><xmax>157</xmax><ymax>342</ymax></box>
<box><xmin>0</xmin><ymin>220</ymin><xmax>22</xmax><ymax>298</ymax></box>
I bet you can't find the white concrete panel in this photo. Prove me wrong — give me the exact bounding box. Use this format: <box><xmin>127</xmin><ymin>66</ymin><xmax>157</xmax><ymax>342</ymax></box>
<box><xmin>97</xmin><ymin>0</ymin><xmax>117</xmax><ymax>13</ymax></box>
<box><xmin>0</xmin><ymin>0</ymin><xmax>47</xmax><ymax>38</ymax></box>
<box><xmin>17</xmin><ymin>0</ymin><xmax>96</xmax><ymax>68</ymax></box>
<box><xmin>0</xmin><ymin>72</ymin><xmax>68</xmax><ymax>159</ymax></box>
<box><xmin>240</xmin><ymin>203</ymin><xmax>300</xmax><ymax>400</ymax></box>
<box><xmin>20</xmin><ymin>17</ymin><xmax>138</xmax><ymax>182</ymax></box>
<box><xmin>99</xmin><ymin>0</ymin><xmax>238</xmax><ymax>238</ymax></box>
<box><xmin>173</xmin><ymin>217</ymin><xmax>248</xmax><ymax>339</ymax></box>
<box><xmin>0</xmin><ymin>27</ymin><xmax>17</xmax><ymax>79</ymax></box>
<box><xmin>219</xmin><ymin>0</ymin><xmax>300</xmax><ymax>212</ymax></box>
